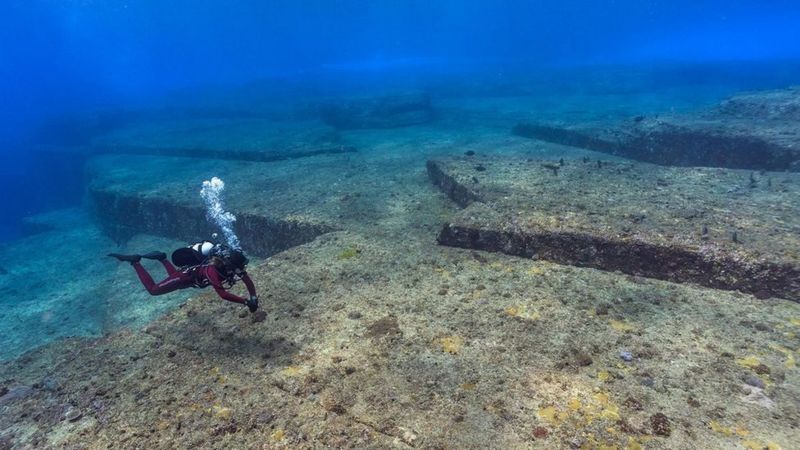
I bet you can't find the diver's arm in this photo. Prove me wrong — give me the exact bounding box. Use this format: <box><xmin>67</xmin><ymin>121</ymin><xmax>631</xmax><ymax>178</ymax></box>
<box><xmin>206</xmin><ymin>267</ymin><xmax>247</xmax><ymax>304</ymax></box>
<box><xmin>241</xmin><ymin>272</ymin><xmax>257</xmax><ymax>298</ymax></box>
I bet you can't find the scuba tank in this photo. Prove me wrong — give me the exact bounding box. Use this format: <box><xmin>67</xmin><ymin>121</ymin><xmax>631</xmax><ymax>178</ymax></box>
<box><xmin>171</xmin><ymin>240</ymin><xmax>218</xmax><ymax>268</ymax></box>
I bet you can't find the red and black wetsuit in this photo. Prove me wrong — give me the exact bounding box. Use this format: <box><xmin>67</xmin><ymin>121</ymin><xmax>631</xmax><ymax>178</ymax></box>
<box><xmin>132</xmin><ymin>258</ymin><xmax>256</xmax><ymax>305</ymax></box>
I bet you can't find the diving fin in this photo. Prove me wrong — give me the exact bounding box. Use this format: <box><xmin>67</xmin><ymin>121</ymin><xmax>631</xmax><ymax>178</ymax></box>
<box><xmin>108</xmin><ymin>253</ymin><xmax>141</xmax><ymax>263</ymax></box>
<box><xmin>141</xmin><ymin>251</ymin><xmax>167</xmax><ymax>261</ymax></box>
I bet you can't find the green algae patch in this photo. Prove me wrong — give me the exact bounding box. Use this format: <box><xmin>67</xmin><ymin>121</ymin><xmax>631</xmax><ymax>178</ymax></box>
<box><xmin>735</xmin><ymin>356</ymin><xmax>762</xmax><ymax>369</ymax></box>
<box><xmin>609</xmin><ymin>319</ymin><xmax>637</xmax><ymax>333</ymax></box>
<box><xmin>211</xmin><ymin>405</ymin><xmax>233</xmax><ymax>421</ymax></box>
<box><xmin>505</xmin><ymin>304</ymin><xmax>541</xmax><ymax>321</ymax></box>
<box><xmin>708</xmin><ymin>421</ymin><xmax>784</xmax><ymax>450</ymax></box>
<box><xmin>280</xmin><ymin>365</ymin><xmax>304</xmax><ymax>377</ymax></box>
<box><xmin>271</xmin><ymin>429</ymin><xmax>286</xmax><ymax>441</ymax></box>
<box><xmin>439</xmin><ymin>335</ymin><xmax>464</xmax><ymax>354</ymax></box>
<box><xmin>337</xmin><ymin>246</ymin><xmax>361</xmax><ymax>260</ymax></box>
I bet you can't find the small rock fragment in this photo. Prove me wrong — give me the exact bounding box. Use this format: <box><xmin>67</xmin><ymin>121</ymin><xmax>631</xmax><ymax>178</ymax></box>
<box><xmin>744</xmin><ymin>375</ymin><xmax>765</xmax><ymax>389</ymax></box>
<box><xmin>574</xmin><ymin>350</ymin><xmax>593</xmax><ymax>367</ymax></box>
<box><xmin>532</xmin><ymin>426</ymin><xmax>549</xmax><ymax>439</ymax></box>
<box><xmin>650</xmin><ymin>413</ymin><xmax>671</xmax><ymax>436</ymax></box>
<box><xmin>64</xmin><ymin>408</ymin><xmax>83</xmax><ymax>422</ymax></box>
<box><xmin>252</xmin><ymin>310</ymin><xmax>267</xmax><ymax>323</ymax></box>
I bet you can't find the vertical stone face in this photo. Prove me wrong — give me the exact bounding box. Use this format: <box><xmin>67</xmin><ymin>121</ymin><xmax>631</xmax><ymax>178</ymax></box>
<box><xmin>426</xmin><ymin>160</ymin><xmax>482</xmax><ymax>207</ymax></box>
<box><xmin>437</xmin><ymin>220</ymin><xmax>800</xmax><ymax>301</ymax></box>
<box><xmin>428</xmin><ymin>157</ymin><xmax>800</xmax><ymax>301</ymax></box>
<box><xmin>90</xmin><ymin>188</ymin><xmax>333</xmax><ymax>258</ymax></box>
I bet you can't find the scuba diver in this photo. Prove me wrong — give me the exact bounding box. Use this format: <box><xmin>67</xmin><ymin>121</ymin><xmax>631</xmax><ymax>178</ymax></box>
<box><xmin>109</xmin><ymin>241</ymin><xmax>259</xmax><ymax>312</ymax></box>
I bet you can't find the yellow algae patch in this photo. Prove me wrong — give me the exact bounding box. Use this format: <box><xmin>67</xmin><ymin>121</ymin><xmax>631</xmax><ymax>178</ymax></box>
<box><xmin>212</xmin><ymin>405</ymin><xmax>232</xmax><ymax>421</ymax></box>
<box><xmin>597</xmin><ymin>371</ymin><xmax>610</xmax><ymax>382</ymax></box>
<box><xmin>625</xmin><ymin>437</ymin><xmax>643</xmax><ymax>450</ymax></box>
<box><xmin>537</xmin><ymin>406</ymin><xmax>568</xmax><ymax>425</ymax></box>
<box><xmin>271</xmin><ymin>429</ymin><xmax>285</xmax><ymax>441</ymax></box>
<box><xmin>459</xmin><ymin>382</ymin><xmax>476</xmax><ymax>391</ymax></box>
<box><xmin>527</xmin><ymin>265</ymin><xmax>545</xmax><ymax>276</ymax></box>
<box><xmin>208</xmin><ymin>367</ymin><xmax>227</xmax><ymax>383</ymax></box>
<box><xmin>593</xmin><ymin>392</ymin><xmax>611</xmax><ymax>406</ymax></box>
<box><xmin>789</xmin><ymin>318</ymin><xmax>800</xmax><ymax>326</ymax></box>
<box><xmin>280</xmin><ymin>365</ymin><xmax>303</xmax><ymax>377</ymax></box>
<box><xmin>708</xmin><ymin>420</ymin><xmax>733</xmax><ymax>436</ymax></box>
<box><xmin>742</xmin><ymin>440</ymin><xmax>782</xmax><ymax>450</ymax></box>
<box><xmin>609</xmin><ymin>319</ymin><xmax>637</xmax><ymax>332</ymax></box>
<box><xmin>434</xmin><ymin>267</ymin><xmax>451</xmax><ymax>278</ymax></box>
<box><xmin>736</xmin><ymin>356</ymin><xmax>762</xmax><ymax>369</ymax></box>
<box><xmin>337</xmin><ymin>247</ymin><xmax>359</xmax><ymax>260</ymax></box>
<box><xmin>733</xmin><ymin>426</ymin><xmax>750</xmax><ymax>437</ymax></box>
<box><xmin>769</xmin><ymin>343</ymin><xmax>797</xmax><ymax>368</ymax></box>
<box><xmin>568</xmin><ymin>397</ymin><xmax>582</xmax><ymax>411</ymax></box>
<box><xmin>505</xmin><ymin>305</ymin><xmax>541</xmax><ymax>321</ymax></box>
<box><xmin>439</xmin><ymin>336</ymin><xmax>464</xmax><ymax>354</ymax></box>
<box><xmin>600</xmin><ymin>403</ymin><xmax>620</xmax><ymax>421</ymax></box>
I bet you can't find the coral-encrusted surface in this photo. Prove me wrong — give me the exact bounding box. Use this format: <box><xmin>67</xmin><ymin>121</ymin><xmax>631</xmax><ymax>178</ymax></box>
<box><xmin>429</xmin><ymin>156</ymin><xmax>800</xmax><ymax>301</ymax></box>
<box><xmin>3</xmin><ymin>86</ymin><xmax>800</xmax><ymax>449</ymax></box>
<box><xmin>1</xmin><ymin>231</ymin><xmax>798</xmax><ymax>449</ymax></box>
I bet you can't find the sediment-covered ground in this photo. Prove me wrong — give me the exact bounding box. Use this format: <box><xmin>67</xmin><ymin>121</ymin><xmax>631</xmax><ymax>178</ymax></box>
<box><xmin>1</xmin><ymin>87</ymin><xmax>799</xmax><ymax>449</ymax></box>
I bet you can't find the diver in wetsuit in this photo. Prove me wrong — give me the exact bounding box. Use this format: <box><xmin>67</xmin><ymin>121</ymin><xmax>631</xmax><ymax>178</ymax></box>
<box><xmin>109</xmin><ymin>242</ymin><xmax>259</xmax><ymax>312</ymax></box>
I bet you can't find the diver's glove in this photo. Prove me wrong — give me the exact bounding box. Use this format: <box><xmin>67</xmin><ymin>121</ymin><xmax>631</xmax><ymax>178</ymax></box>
<box><xmin>246</xmin><ymin>295</ymin><xmax>259</xmax><ymax>313</ymax></box>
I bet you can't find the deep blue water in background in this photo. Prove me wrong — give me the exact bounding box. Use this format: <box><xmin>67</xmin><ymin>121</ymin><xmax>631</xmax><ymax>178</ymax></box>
<box><xmin>2</xmin><ymin>0</ymin><xmax>800</xmax><ymax>242</ymax></box>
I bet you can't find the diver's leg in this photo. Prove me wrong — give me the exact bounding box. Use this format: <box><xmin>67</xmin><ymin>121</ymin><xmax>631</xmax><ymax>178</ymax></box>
<box><xmin>159</xmin><ymin>259</ymin><xmax>178</xmax><ymax>276</ymax></box>
<box><xmin>132</xmin><ymin>262</ymin><xmax>190</xmax><ymax>296</ymax></box>
<box><xmin>132</xmin><ymin>262</ymin><xmax>160</xmax><ymax>294</ymax></box>
<box><xmin>150</xmin><ymin>272</ymin><xmax>192</xmax><ymax>295</ymax></box>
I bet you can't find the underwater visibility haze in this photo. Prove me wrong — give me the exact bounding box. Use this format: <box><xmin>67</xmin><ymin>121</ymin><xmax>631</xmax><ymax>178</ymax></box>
<box><xmin>1</xmin><ymin>1</ymin><xmax>800</xmax><ymax>448</ymax></box>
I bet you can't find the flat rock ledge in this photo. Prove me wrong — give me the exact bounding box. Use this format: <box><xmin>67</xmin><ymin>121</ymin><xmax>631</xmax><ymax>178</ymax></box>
<box><xmin>90</xmin><ymin>143</ymin><xmax>356</xmax><ymax>163</ymax></box>
<box><xmin>513</xmin><ymin>88</ymin><xmax>800</xmax><ymax>171</ymax></box>
<box><xmin>428</xmin><ymin>157</ymin><xmax>800</xmax><ymax>301</ymax></box>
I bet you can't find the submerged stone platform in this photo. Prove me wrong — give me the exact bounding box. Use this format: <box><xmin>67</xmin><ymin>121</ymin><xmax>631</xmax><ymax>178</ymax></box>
<box><xmin>320</xmin><ymin>92</ymin><xmax>435</xmax><ymax>129</ymax></box>
<box><xmin>513</xmin><ymin>88</ymin><xmax>800</xmax><ymax>171</ymax></box>
<box><xmin>428</xmin><ymin>155</ymin><xmax>800</xmax><ymax>301</ymax></box>
<box><xmin>90</xmin><ymin>118</ymin><xmax>356</xmax><ymax>162</ymax></box>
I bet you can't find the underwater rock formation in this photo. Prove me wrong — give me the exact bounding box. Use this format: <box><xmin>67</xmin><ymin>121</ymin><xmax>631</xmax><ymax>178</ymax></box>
<box><xmin>90</xmin><ymin>118</ymin><xmax>356</xmax><ymax>162</ymax></box>
<box><xmin>428</xmin><ymin>156</ymin><xmax>800</xmax><ymax>301</ymax></box>
<box><xmin>513</xmin><ymin>88</ymin><xmax>800</xmax><ymax>171</ymax></box>
<box><xmin>91</xmin><ymin>188</ymin><xmax>332</xmax><ymax>258</ymax></box>
<box><xmin>320</xmin><ymin>92</ymin><xmax>435</xmax><ymax>129</ymax></box>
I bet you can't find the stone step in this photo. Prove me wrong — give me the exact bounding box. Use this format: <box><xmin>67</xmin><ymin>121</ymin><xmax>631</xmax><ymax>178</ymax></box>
<box><xmin>89</xmin><ymin>118</ymin><xmax>355</xmax><ymax>162</ymax></box>
<box><xmin>428</xmin><ymin>156</ymin><xmax>800</xmax><ymax>301</ymax></box>
<box><xmin>513</xmin><ymin>88</ymin><xmax>800</xmax><ymax>172</ymax></box>
<box><xmin>87</xmin><ymin>154</ymin><xmax>343</xmax><ymax>257</ymax></box>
